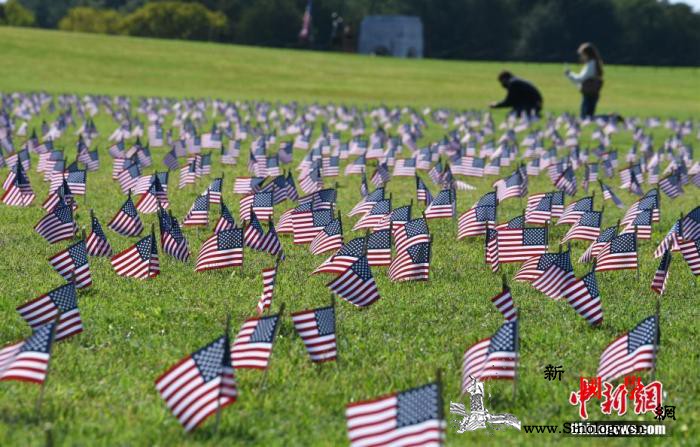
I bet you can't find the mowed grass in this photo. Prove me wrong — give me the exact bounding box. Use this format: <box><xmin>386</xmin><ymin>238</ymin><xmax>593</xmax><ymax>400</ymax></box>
<box><xmin>0</xmin><ymin>27</ymin><xmax>698</xmax><ymax>446</ymax></box>
<box><xmin>1</xmin><ymin>27</ymin><xmax>700</xmax><ymax>117</ymax></box>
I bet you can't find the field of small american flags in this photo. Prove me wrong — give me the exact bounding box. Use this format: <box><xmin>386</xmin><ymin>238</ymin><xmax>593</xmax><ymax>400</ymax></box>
<box><xmin>0</xmin><ymin>27</ymin><xmax>699</xmax><ymax>446</ymax></box>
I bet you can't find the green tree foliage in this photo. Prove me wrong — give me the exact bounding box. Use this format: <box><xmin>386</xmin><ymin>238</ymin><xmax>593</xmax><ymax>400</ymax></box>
<box><xmin>121</xmin><ymin>2</ymin><xmax>227</xmax><ymax>41</ymax></box>
<box><xmin>58</xmin><ymin>6</ymin><xmax>123</xmax><ymax>34</ymax></box>
<box><xmin>0</xmin><ymin>0</ymin><xmax>37</xmax><ymax>27</ymax></box>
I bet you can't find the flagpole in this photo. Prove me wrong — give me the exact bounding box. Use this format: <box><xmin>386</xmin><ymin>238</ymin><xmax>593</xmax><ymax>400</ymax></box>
<box><xmin>36</xmin><ymin>313</ymin><xmax>61</xmax><ymax>416</ymax></box>
<box><xmin>435</xmin><ymin>368</ymin><xmax>444</xmax><ymax>422</ymax></box>
<box><xmin>214</xmin><ymin>313</ymin><xmax>231</xmax><ymax>433</ymax></box>
<box><xmin>635</xmin><ymin>225</ymin><xmax>640</xmax><ymax>281</ymax></box>
<box><xmin>651</xmin><ymin>298</ymin><xmax>660</xmax><ymax>382</ymax></box>
<box><xmin>259</xmin><ymin>303</ymin><xmax>285</xmax><ymax>392</ymax></box>
<box><xmin>484</xmin><ymin>220</ymin><xmax>490</xmax><ymax>266</ymax></box>
<box><xmin>512</xmin><ymin>315</ymin><xmax>519</xmax><ymax>403</ymax></box>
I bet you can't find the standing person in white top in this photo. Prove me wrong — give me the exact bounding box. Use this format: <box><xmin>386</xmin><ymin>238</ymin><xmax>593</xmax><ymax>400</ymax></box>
<box><xmin>565</xmin><ymin>43</ymin><xmax>604</xmax><ymax>119</ymax></box>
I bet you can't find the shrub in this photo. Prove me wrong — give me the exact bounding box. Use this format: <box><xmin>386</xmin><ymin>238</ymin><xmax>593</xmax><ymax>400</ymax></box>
<box><xmin>58</xmin><ymin>7</ymin><xmax>124</xmax><ymax>35</ymax></box>
<box><xmin>0</xmin><ymin>0</ymin><xmax>36</xmax><ymax>27</ymax></box>
<box><xmin>121</xmin><ymin>2</ymin><xmax>227</xmax><ymax>41</ymax></box>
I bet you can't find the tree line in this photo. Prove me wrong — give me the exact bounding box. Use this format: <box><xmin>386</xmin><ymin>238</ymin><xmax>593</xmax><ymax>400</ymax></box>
<box><xmin>2</xmin><ymin>0</ymin><xmax>700</xmax><ymax>66</ymax></box>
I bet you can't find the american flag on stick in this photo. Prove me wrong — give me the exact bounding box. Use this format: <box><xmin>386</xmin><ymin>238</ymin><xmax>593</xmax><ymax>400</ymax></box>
<box><xmin>214</xmin><ymin>200</ymin><xmax>236</xmax><ymax>234</ymax></box>
<box><xmin>345</xmin><ymin>380</ymin><xmax>445</xmax><ymax>447</ymax></box>
<box><xmin>155</xmin><ymin>328</ymin><xmax>237</xmax><ymax>432</ymax></box>
<box><xmin>0</xmin><ymin>320</ymin><xmax>58</xmax><ymax>384</ymax></box>
<box><xmin>462</xmin><ymin>320</ymin><xmax>518</xmax><ymax>388</ymax></box>
<box><xmin>561</xmin><ymin>267</ymin><xmax>604</xmax><ymax>326</ymax></box>
<box><xmin>161</xmin><ymin>213</ymin><xmax>190</xmax><ymax>262</ymax></box>
<box><xmin>597</xmin><ymin>315</ymin><xmax>658</xmax><ymax>381</ymax></box>
<box><xmin>183</xmin><ymin>191</ymin><xmax>210</xmax><ymax>227</ymax></box>
<box><xmin>595</xmin><ymin>232</ymin><xmax>638</xmax><ymax>272</ymax></box>
<box><xmin>651</xmin><ymin>250</ymin><xmax>671</xmax><ymax>295</ymax></box>
<box><xmin>196</xmin><ymin>228</ymin><xmax>243</xmax><ymax>272</ymax></box>
<box><xmin>491</xmin><ymin>277</ymin><xmax>517</xmax><ymax>322</ymax></box>
<box><xmin>86</xmin><ymin>211</ymin><xmax>112</xmax><ymax>257</ymax></box>
<box><xmin>389</xmin><ymin>238</ymin><xmax>431</xmax><ymax>282</ymax></box>
<box><xmin>256</xmin><ymin>261</ymin><xmax>279</xmax><ymax>315</ymax></box>
<box><xmin>310</xmin><ymin>214</ymin><xmax>343</xmax><ymax>255</ymax></box>
<box><xmin>48</xmin><ymin>239</ymin><xmax>92</xmax><ymax>289</ymax></box>
<box><xmin>35</xmin><ymin>200</ymin><xmax>77</xmax><ymax>244</ymax></box>
<box><xmin>108</xmin><ymin>192</ymin><xmax>144</xmax><ymax>237</ymax></box>
<box><xmin>292</xmin><ymin>304</ymin><xmax>337</xmax><ymax>363</ymax></box>
<box><xmin>111</xmin><ymin>230</ymin><xmax>160</xmax><ymax>279</ymax></box>
<box><xmin>485</xmin><ymin>224</ymin><xmax>499</xmax><ymax>272</ymax></box>
<box><xmin>16</xmin><ymin>282</ymin><xmax>83</xmax><ymax>342</ymax></box>
<box><xmin>679</xmin><ymin>238</ymin><xmax>700</xmax><ymax>276</ymax></box>
<box><xmin>231</xmin><ymin>308</ymin><xmax>283</xmax><ymax>370</ymax></box>
<box><xmin>327</xmin><ymin>255</ymin><xmax>380</xmax><ymax>307</ymax></box>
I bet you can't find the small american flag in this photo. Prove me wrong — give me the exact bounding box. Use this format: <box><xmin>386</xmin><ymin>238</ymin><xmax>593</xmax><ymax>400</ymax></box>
<box><xmin>183</xmin><ymin>191</ymin><xmax>210</xmax><ymax>227</ymax></box>
<box><xmin>679</xmin><ymin>239</ymin><xmax>700</xmax><ymax>275</ymax></box>
<box><xmin>595</xmin><ymin>232</ymin><xmax>638</xmax><ymax>272</ymax></box>
<box><xmin>491</xmin><ymin>282</ymin><xmax>516</xmax><ymax>322</ymax></box>
<box><xmin>415</xmin><ymin>175</ymin><xmax>433</xmax><ymax>206</ymax></box>
<box><xmin>155</xmin><ymin>334</ymin><xmax>237</xmax><ymax>432</ymax></box>
<box><xmin>352</xmin><ymin>199</ymin><xmax>391</xmax><ymax>230</ymax></box>
<box><xmin>135</xmin><ymin>176</ymin><xmax>168</xmax><ymax>214</ymax></box>
<box><xmin>299</xmin><ymin>165</ymin><xmax>323</xmax><ymax>194</ymax></box>
<box><xmin>389</xmin><ymin>240</ymin><xmax>431</xmax><ymax>282</ymax></box>
<box><xmin>241</xmin><ymin>191</ymin><xmax>274</xmax><ymax>222</ymax></box>
<box><xmin>161</xmin><ymin>215</ymin><xmax>190</xmax><ymax>262</ymax></box>
<box><xmin>554</xmin><ymin>165</ymin><xmax>577</xmax><ymax>196</ymax></box>
<box><xmin>345</xmin><ymin>155</ymin><xmax>366</xmax><ymax>175</ymax></box>
<box><xmin>310</xmin><ymin>218</ymin><xmax>343</xmax><ymax>255</ymax></box>
<box><xmin>562</xmin><ymin>211</ymin><xmax>602</xmax><ymax>243</ymax></box>
<box><xmin>1</xmin><ymin>163</ymin><xmax>35</xmax><ymax>206</ymax></box>
<box><xmin>371</xmin><ymin>162</ymin><xmax>391</xmax><ymax>187</ymax></box>
<box><xmin>597</xmin><ymin>316</ymin><xmax>658</xmax><ymax>381</ymax></box>
<box><xmin>86</xmin><ymin>212</ymin><xmax>112</xmax><ymax>257</ymax></box>
<box><xmin>233</xmin><ymin>177</ymin><xmax>265</xmax><ymax>195</ymax></box>
<box><xmin>313</xmin><ymin>237</ymin><xmax>365</xmax><ymax>275</ymax></box>
<box><xmin>0</xmin><ymin>321</ymin><xmax>57</xmax><ymax>384</ymax></box>
<box><xmin>111</xmin><ymin>233</ymin><xmax>160</xmax><ymax>279</ymax></box>
<box><xmin>231</xmin><ymin>313</ymin><xmax>281</xmax><ymax>369</ymax></box>
<box><xmin>531</xmin><ymin>255</ymin><xmax>575</xmax><ymax>300</ymax></box>
<box><xmin>497</xmin><ymin>227</ymin><xmax>548</xmax><ymax>263</ymax></box>
<box><xmin>214</xmin><ymin>201</ymin><xmax>236</xmax><ymax>234</ymax></box>
<box><xmin>16</xmin><ymin>282</ymin><xmax>83</xmax><ymax>341</ymax></box>
<box><xmin>393</xmin><ymin>157</ymin><xmax>417</xmax><ymax>176</ymax></box>
<box><xmin>624</xmin><ymin>210</ymin><xmax>653</xmax><ymax>240</ymax></box>
<box><xmin>196</xmin><ymin>228</ymin><xmax>244</xmax><ymax>272</ymax></box>
<box><xmin>292</xmin><ymin>306</ymin><xmax>337</xmax><ymax>363</ymax></box>
<box><xmin>349</xmin><ymin>187</ymin><xmax>384</xmax><ymax>217</ymax></box>
<box><xmin>579</xmin><ymin>225</ymin><xmax>617</xmax><ymax>263</ymax></box>
<box><xmin>366</xmin><ymin>229</ymin><xmax>393</xmax><ymax>266</ymax></box>
<box><xmin>599</xmin><ymin>181</ymin><xmax>624</xmax><ymax>208</ymax></box>
<box><xmin>376</xmin><ymin>204</ymin><xmax>411</xmax><ymax>233</ymax></box>
<box><xmin>651</xmin><ymin>250</ymin><xmax>672</xmax><ymax>295</ymax></box>
<box><xmin>178</xmin><ymin>159</ymin><xmax>197</xmax><ymax>189</ymax></box>
<box><xmin>207</xmin><ymin>177</ymin><xmax>223</xmax><ymax>204</ymax></box>
<box><xmin>108</xmin><ymin>193</ymin><xmax>144</xmax><ymax>236</ymax></box>
<box><xmin>458</xmin><ymin>204</ymin><xmax>496</xmax><ymax>239</ymax></box>
<box><xmin>659</xmin><ymin>171</ymin><xmax>683</xmax><ymax>198</ymax></box>
<box><xmin>118</xmin><ymin>161</ymin><xmax>141</xmax><ymax>193</ymax></box>
<box><xmin>493</xmin><ymin>169</ymin><xmax>526</xmax><ymax>202</ymax></box>
<box><xmin>561</xmin><ymin>270</ymin><xmax>603</xmax><ymax>325</ymax></box>
<box><xmin>525</xmin><ymin>194</ymin><xmax>553</xmax><ymax>225</ymax></box>
<box><xmin>256</xmin><ymin>265</ymin><xmax>278</xmax><ymax>315</ymax></box>
<box><xmin>294</xmin><ymin>208</ymin><xmax>333</xmax><ymax>244</ymax></box>
<box><xmin>298</xmin><ymin>188</ymin><xmax>337</xmax><ymax>211</ymax></box>
<box><xmin>462</xmin><ymin>320</ymin><xmax>518</xmax><ymax>388</ymax></box>
<box><xmin>394</xmin><ymin>217</ymin><xmax>431</xmax><ymax>254</ymax></box>
<box><xmin>65</xmin><ymin>170</ymin><xmax>87</xmax><ymax>195</ymax></box>
<box><xmin>35</xmin><ymin>200</ymin><xmax>77</xmax><ymax>244</ymax></box>
<box><xmin>424</xmin><ymin>189</ymin><xmax>455</xmax><ymax>219</ymax></box>
<box><xmin>346</xmin><ymin>382</ymin><xmax>445</xmax><ymax>447</ymax></box>
<box><xmin>327</xmin><ymin>256</ymin><xmax>380</xmax><ymax>307</ymax></box>
<box><xmin>557</xmin><ymin>196</ymin><xmax>594</xmax><ymax>225</ymax></box>
<box><xmin>485</xmin><ymin>226</ymin><xmax>499</xmax><ymax>272</ymax></box>
<box><xmin>48</xmin><ymin>240</ymin><xmax>92</xmax><ymax>289</ymax></box>
<box><xmin>257</xmin><ymin>220</ymin><xmax>285</xmax><ymax>257</ymax></box>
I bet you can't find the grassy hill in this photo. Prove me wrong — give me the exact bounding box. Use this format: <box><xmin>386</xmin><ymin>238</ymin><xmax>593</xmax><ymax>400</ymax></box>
<box><xmin>1</xmin><ymin>27</ymin><xmax>699</xmax><ymax>117</ymax></box>
<box><xmin>0</xmin><ymin>27</ymin><xmax>698</xmax><ymax>446</ymax></box>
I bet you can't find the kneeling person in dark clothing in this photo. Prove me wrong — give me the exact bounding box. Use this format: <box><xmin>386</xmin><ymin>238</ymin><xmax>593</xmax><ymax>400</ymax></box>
<box><xmin>489</xmin><ymin>71</ymin><xmax>543</xmax><ymax>117</ymax></box>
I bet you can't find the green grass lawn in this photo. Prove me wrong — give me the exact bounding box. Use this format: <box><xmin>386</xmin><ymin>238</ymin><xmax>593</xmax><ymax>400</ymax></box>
<box><xmin>0</xmin><ymin>27</ymin><xmax>698</xmax><ymax>446</ymax></box>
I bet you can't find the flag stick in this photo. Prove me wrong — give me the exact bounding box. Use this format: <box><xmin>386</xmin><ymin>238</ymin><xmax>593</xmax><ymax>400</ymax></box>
<box><xmin>512</xmin><ymin>315</ymin><xmax>519</xmax><ymax>403</ymax></box>
<box><xmin>635</xmin><ymin>225</ymin><xmax>640</xmax><ymax>281</ymax></box>
<box><xmin>484</xmin><ymin>220</ymin><xmax>490</xmax><ymax>266</ymax></box>
<box><xmin>259</xmin><ymin>303</ymin><xmax>285</xmax><ymax>392</ymax></box>
<box><xmin>35</xmin><ymin>313</ymin><xmax>61</xmax><ymax>416</ymax></box>
<box><xmin>651</xmin><ymin>298</ymin><xmax>660</xmax><ymax>382</ymax></box>
<box><xmin>436</xmin><ymin>368</ymin><xmax>444</xmax><ymax>421</ymax></box>
<box><xmin>214</xmin><ymin>313</ymin><xmax>231</xmax><ymax>433</ymax></box>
